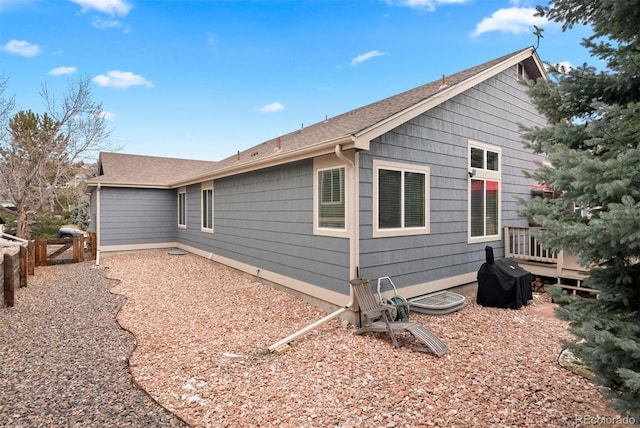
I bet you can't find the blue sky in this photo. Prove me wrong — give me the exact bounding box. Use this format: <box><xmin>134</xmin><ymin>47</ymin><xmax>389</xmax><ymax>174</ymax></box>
<box><xmin>1</xmin><ymin>0</ymin><xmax>593</xmax><ymax>162</ymax></box>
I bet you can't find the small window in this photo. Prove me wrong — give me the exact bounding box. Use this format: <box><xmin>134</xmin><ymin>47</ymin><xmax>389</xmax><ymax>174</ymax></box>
<box><xmin>313</xmin><ymin>154</ymin><xmax>351</xmax><ymax>238</ymax></box>
<box><xmin>201</xmin><ymin>182</ymin><xmax>213</xmax><ymax>233</ymax></box>
<box><xmin>318</xmin><ymin>167</ymin><xmax>345</xmax><ymax>229</ymax></box>
<box><xmin>468</xmin><ymin>141</ymin><xmax>501</xmax><ymax>242</ymax></box>
<box><xmin>373</xmin><ymin>160</ymin><xmax>430</xmax><ymax>238</ymax></box>
<box><xmin>178</xmin><ymin>188</ymin><xmax>186</xmax><ymax>228</ymax></box>
<box><xmin>516</xmin><ymin>63</ymin><xmax>524</xmax><ymax>80</ymax></box>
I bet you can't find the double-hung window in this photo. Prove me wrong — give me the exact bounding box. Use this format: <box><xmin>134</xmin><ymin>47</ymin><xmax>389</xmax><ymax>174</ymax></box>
<box><xmin>468</xmin><ymin>141</ymin><xmax>501</xmax><ymax>242</ymax></box>
<box><xmin>318</xmin><ymin>167</ymin><xmax>345</xmax><ymax>229</ymax></box>
<box><xmin>373</xmin><ymin>160</ymin><xmax>430</xmax><ymax>237</ymax></box>
<box><xmin>201</xmin><ymin>182</ymin><xmax>213</xmax><ymax>233</ymax></box>
<box><xmin>178</xmin><ymin>187</ymin><xmax>187</xmax><ymax>228</ymax></box>
<box><xmin>314</xmin><ymin>154</ymin><xmax>350</xmax><ymax>237</ymax></box>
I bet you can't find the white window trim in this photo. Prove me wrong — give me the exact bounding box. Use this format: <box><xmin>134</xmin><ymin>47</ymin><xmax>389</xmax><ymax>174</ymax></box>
<box><xmin>313</xmin><ymin>155</ymin><xmax>348</xmax><ymax>238</ymax></box>
<box><xmin>372</xmin><ymin>159</ymin><xmax>430</xmax><ymax>238</ymax></box>
<box><xmin>178</xmin><ymin>187</ymin><xmax>187</xmax><ymax>229</ymax></box>
<box><xmin>201</xmin><ymin>182</ymin><xmax>214</xmax><ymax>233</ymax></box>
<box><xmin>468</xmin><ymin>140</ymin><xmax>501</xmax><ymax>244</ymax></box>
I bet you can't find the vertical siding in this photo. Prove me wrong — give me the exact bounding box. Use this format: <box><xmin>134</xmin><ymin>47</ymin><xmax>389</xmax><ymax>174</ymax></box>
<box><xmin>176</xmin><ymin>160</ymin><xmax>350</xmax><ymax>294</ymax></box>
<box><xmin>359</xmin><ymin>67</ymin><xmax>546</xmax><ymax>288</ymax></box>
<box><xmin>99</xmin><ymin>187</ymin><xmax>176</xmax><ymax>246</ymax></box>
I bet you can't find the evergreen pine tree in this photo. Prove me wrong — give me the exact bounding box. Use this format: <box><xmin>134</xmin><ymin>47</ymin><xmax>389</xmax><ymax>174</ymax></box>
<box><xmin>521</xmin><ymin>1</ymin><xmax>640</xmax><ymax>418</ymax></box>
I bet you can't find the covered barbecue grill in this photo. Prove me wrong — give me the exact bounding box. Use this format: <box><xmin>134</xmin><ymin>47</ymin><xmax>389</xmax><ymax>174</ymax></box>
<box><xmin>477</xmin><ymin>246</ymin><xmax>533</xmax><ymax>309</ymax></box>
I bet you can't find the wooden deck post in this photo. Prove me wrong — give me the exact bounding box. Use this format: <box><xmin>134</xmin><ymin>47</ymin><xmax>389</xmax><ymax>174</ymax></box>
<box><xmin>4</xmin><ymin>253</ymin><xmax>14</xmax><ymax>307</ymax></box>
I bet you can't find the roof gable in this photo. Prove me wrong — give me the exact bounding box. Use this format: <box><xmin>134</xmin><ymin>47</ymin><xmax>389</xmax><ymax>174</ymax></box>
<box><xmin>90</xmin><ymin>47</ymin><xmax>545</xmax><ymax>188</ymax></box>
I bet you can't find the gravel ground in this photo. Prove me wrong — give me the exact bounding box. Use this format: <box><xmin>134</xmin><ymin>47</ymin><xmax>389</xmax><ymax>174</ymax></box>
<box><xmin>1</xmin><ymin>250</ymin><xmax>620</xmax><ymax>427</ymax></box>
<box><xmin>102</xmin><ymin>251</ymin><xmax>619</xmax><ymax>428</ymax></box>
<box><xmin>0</xmin><ymin>261</ymin><xmax>188</xmax><ymax>428</ymax></box>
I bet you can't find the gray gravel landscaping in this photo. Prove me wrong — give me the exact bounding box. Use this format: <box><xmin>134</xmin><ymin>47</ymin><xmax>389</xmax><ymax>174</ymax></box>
<box><xmin>0</xmin><ymin>261</ymin><xmax>188</xmax><ymax>428</ymax></box>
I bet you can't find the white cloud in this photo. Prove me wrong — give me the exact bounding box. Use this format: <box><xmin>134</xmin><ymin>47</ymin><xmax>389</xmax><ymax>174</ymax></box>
<box><xmin>91</xmin><ymin>16</ymin><xmax>130</xmax><ymax>32</ymax></box>
<box><xmin>92</xmin><ymin>70</ymin><xmax>154</xmax><ymax>89</ymax></box>
<box><xmin>389</xmin><ymin>0</ymin><xmax>469</xmax><ymax>11</ymax></box>
<box><xmin>256</xmin><ymin>102</ymin><xmax>284</xmax><ymax>113</ymax></box>
<box><xmin>69</xmin><ymin>0</ymin><xmax>132</xmax><ymax>16</ymax></box>
<box><xmin>471</xmin><ymin>7</ymin><xmax>548</xmax><ymax>37</ymax></box>
<box><xmin>1</xmin><ymin>39</ymin><xmax>40</xmax><ymax>57</ymax></box>
<box><xmin>351</xmin><ymin>50</ymin><xmax>385</xmax><ymax>66</ymax></box>
<box><xmin>48</xmin><ymin>66</ymin><xmax>77</xmax><ymax>76</ymax></box>
<box><xmin>95</xmin><ymin>110</ymin><xmax>115</xmax><ymax>120</ymax></box>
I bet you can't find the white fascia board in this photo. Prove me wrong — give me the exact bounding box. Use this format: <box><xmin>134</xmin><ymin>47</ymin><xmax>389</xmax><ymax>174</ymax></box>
<box><xmin>85</xmin><ymin>181</ymin><xmax>172</xmax><ymax>189</ymax></box>
<box><xmin>173</xmin><ymin>135</ymin><xmax>356</xmax><ymax>188</ymax></box>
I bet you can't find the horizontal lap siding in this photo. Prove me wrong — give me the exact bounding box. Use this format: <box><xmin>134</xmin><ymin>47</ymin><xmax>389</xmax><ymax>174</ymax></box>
<box><xmin>176</xmin><ymin>160</ymin><xmax>350</xmax><ymax>295</ymax></box>
<box><xmin>358</xmin><ymin>67</ymin><xmax>546</xmax><ymax>288</ymax></box>
<box><xmin>100</xmin><ymin>188</ymin><xmax>176</xmax><ymax>246</ymax></box>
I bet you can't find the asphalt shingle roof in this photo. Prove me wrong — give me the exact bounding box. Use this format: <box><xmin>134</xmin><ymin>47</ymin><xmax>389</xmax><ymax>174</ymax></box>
<box><xmin>94</xmin><ymin>152</ymin><xmax>217</xmax><ymax>187</ymax></box>
<box><xmin>90</xmin><ymin>47</ymin><xmax>542</xmax><ymax>188</ymax></box>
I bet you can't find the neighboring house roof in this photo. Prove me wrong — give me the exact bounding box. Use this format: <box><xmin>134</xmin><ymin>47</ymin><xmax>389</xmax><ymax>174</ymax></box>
<box><xmin>89</xmin><ymin>152</ymin><xmax>217</xmax><ymax>188</ymax></box>
<box><xmin>88</xmin><ymin>46</ymin><xmax>545</xmax><ymax>189</ymax></box>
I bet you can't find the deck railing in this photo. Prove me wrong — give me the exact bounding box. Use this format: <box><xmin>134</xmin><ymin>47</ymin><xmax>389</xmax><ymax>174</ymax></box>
<box><xmin>504</xmin><ymin>226</ymin><xmax>598</xmax><ymax>294</ymax></box>
<box><xmin>504</xmin><ymin>226</ymin><xmax>557</xmax><ymax>263</ymax></box>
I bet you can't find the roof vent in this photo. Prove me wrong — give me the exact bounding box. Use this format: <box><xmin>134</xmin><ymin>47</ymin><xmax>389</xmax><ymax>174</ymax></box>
<box><xmin>439</xmin><ymin>74</ymin><xmax>448</xmax><ymax>90</ymax></box>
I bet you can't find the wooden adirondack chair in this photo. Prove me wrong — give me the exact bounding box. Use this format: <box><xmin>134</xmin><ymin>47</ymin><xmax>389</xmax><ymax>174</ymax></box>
<box><xmin>350</xmin><ymin>277</ymin><xmax>449</xmax><ymax>357</ymax></box>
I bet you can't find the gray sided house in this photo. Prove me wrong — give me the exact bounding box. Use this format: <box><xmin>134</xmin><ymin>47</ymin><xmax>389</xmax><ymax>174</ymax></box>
<box><xmin>87</xmin><ymin>47</ymin><xmax>547</xmax><ymax>317</ymax></box>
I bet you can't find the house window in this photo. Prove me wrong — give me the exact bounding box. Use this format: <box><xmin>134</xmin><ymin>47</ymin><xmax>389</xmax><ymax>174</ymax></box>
<box><xmin>313</xmin><ymin>154</ymin><xmax>351</xmax><ymax>238</ymax></box>
<box><xmin>178</xmin><ymin>188</ymin><xmax>186</xmax><ymax>228</ymax></box>
<box><xmin>373</xmin><ymin>160</ymin><xmax>430</xmax><ymax>238</ymax></box>
<box><xmin>318</xmin><ymin>167</ymin><xmax>345</xmax><ymax>229</ymax></box>
<box><xmin>201</xmin><ymin>182</ymin><xmax>213</xmax><ymax>232</ymax></box>
<box><xmin>516</xmin><ymin>63</ymin><xmax>524</xmax><ymax>80</ymax></box>
<box><xmin>468</xmin><ymin>141</ymin><xmax>501</xmax><ymax>242</ymax></box>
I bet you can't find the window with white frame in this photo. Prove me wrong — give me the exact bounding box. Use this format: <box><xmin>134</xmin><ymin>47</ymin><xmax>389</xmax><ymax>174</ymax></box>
<box><xmin>313</xmin><ymin>154</ymin><xmax>350</xmax><ymax>237</ymax></box>
<box><xmin>373</xmin><ymin>160</ymin><xmax>430</xmax><ymax>237</ymax></box>
<box><xmin>468</xmin><ymin>141</ymin><xmax>501</xmax><ymax>242</ymax></box>
<box><xmin>178</xmin><ymin>188</ymin><xmax>186</xmax><ymax>228</ymax></box>
<box><xmin>318</xmin><ymin>166</ymin><xmax>345</xmax><ymax>229</ymax></box>
<box><xmin>201</xmin><ymin>182</ymin><xmax>213</xmax><ymax>232</ymax></box>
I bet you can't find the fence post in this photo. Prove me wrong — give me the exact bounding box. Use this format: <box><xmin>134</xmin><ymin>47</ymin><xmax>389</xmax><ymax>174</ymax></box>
<box><xmin>37</xmin><ymin>238</ymin><xmax>47</xmax><ymax>267</ymax></box>
<box><xmin>19</xmin><ymin>245</ymin><xmax>27</xmax><ymax>288</ymax></box>
<box><xmin>72</xmin><ymin>237</ymin><xmax>79</xmax><ymax>262</ymax></box>
<box><xmin>4</xmin><ymin>252</ymin><xmax>14</xmax><ymax>307</ymax></box>
<box><xmin>27</xmin><ymin>240</ymin><xmax>35</xmax><ymax>275</ymax></box>
<box><xmin>91</xmin><ymin>233</ymin><xmax>97</xmax><ymax>260</ymax></box>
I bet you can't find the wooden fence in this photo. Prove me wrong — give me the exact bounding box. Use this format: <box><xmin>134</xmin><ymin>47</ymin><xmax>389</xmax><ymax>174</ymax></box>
<box><xmin>2</xmin><ymin>234</ymin><xmax>96</xmax><ymax>307</ymax></box>
<box><xmin>32</xmin><ymin>234</ymin><xmax>96</xmax><ymax>266</ymax></box>
<box><xmin>2</xmin><ymin>245</ymin><xmax>28</xmax><ymax>308</ymax></box>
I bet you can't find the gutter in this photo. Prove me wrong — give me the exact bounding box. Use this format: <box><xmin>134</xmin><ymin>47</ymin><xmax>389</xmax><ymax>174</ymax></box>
<box><xmin>267</xmin><ymin>144</ymin><xmax>359</xmax><ymax>353</ymax></box>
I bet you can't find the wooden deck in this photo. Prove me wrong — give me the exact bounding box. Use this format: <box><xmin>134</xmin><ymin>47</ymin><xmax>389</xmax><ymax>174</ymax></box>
<box><xmin>504</xmin><ymin>226</ymin><xmax>599</xmax><ymax>295</ymax></box>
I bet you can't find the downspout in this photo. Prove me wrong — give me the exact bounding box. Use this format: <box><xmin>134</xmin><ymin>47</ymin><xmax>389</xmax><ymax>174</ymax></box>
<box><xmin>95</xmin><ymin>183</ymin><xmax>101</xmax><ymax>266</ymax></box>
<box><xmin>267</xmin><ymin>144</ymin><xmax>359</xmax><ymax>352</ymax></box>
<box><xmin>334</xmin><ymin>143</ymin><xmax>359</xmax><ymax>289</ymax></box>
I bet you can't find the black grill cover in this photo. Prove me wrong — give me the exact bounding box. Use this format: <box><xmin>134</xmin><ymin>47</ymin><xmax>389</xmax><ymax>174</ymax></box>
<box><xmin>477</xmin><ymin>246</ymin><xmax>533</xmax><ymax>309</ymax></box>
